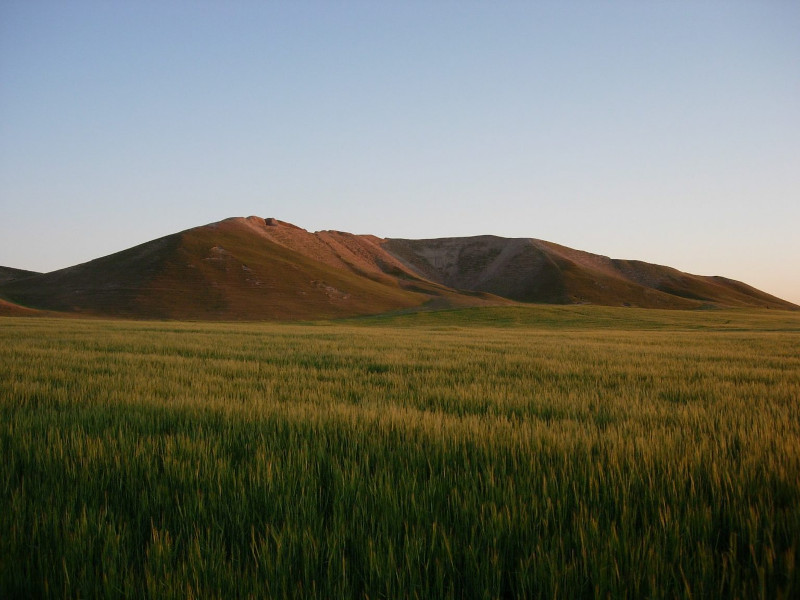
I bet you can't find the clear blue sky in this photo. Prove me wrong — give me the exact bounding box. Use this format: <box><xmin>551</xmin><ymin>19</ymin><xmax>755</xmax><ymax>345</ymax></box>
<box><xmin>1</xmin><ymin>1</ymin><xmax>798</xmax><ymax>304</ymax></box>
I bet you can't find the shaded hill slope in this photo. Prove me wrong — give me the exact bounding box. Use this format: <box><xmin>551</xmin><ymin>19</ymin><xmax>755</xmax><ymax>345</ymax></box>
<box><xmin>0</xmin><ymin>267</ymin><xmax>62</xmax><ymax>316</ymax></box>
<box><xmin>382</xmin><ymin>236</ymin><xmax>797</xmax><ymax>310</ymax></box>
<box><xmin>0</xmin><ymin>266</ymin><xmax>40</xmax><ymax>284</ymax></box>
<box><xmin>0</xmin><ymin>298</ymin><xmax>49</xmax><ymax>317</ymax></box>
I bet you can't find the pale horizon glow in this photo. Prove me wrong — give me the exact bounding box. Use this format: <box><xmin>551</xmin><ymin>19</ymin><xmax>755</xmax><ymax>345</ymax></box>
<box><xmin>1</xmin><ymin>1</ymin><xmax>798</xmax><ymax>304</ymax></box>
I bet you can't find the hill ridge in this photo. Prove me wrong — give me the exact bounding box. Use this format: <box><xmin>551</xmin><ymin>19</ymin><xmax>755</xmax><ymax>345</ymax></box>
<box><xmin>382</xmin><ymin>234</ymin><xmax>796</xmax><ymax>310</ymax></box>
<box><xmin>0</xmin><ymin>216</ymin><xmax>795</xmax><ymax>319</ymax></box>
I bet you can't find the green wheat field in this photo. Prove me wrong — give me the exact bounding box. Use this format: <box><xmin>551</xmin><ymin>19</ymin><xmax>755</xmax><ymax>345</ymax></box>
<box><xmin>2</xmin><ymin>306</ymin><xmax>799</xmax><ymax>598</ymax></box>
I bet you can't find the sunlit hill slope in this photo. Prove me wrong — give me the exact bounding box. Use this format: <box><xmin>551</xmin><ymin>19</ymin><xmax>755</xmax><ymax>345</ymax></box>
<box><xmin>0</xmin><ymin>217</ymin><xmax>499</xmax><ymax>320</ymax></box>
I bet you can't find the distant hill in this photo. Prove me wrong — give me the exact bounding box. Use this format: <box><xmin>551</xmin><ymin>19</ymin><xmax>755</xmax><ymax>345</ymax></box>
<box><xmin>0</xmin><ymin>217</ymin><xmax>500</xmax><ymax>320</ymax></box>
<box><xmin>0</xmin><ymin>217</ymin><xmax>795</xmax><ymax>320</ymax></box>
<box><xmin>383</xmin><ymin>236</ymin><xmax>797</xmax><ymax>310</ymax></box>
<box><xmin>0</xmin><ymin>266</ymin><xmax>40</xmax><ymax>284</ymax></box>
<box><xmin>0</xmin><ymin>267</ymin><xmax>47</xmax><ymax>316</ymax></box>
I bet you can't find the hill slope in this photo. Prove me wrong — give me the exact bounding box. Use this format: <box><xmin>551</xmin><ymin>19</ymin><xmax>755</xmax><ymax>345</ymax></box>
<box><xmin>382</xmin><ymin>236</ymin><xmax>797</xmax><ymax>310</ymax></box>
<box><xmin>0</xmin><ymin>218</ymin><xmax>499</xmax><ymax>320</ymax></box>
<box><xmin>0</xmin><ymin>266</ymin><xmax>40</xmax><ymax>284</ymax></box>
<box><xmin>1</xmin><ymin>217</ymin><xmax>795</xmax><ymax>319</ymax></box>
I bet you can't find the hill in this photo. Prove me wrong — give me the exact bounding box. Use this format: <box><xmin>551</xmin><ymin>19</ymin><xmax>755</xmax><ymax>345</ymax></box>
<box><xmin>0</xmin><ymin>217</ymin><xmax>795</xmax><ymax>319</ymax></box>
<box><xmin>0</xmin><ymin>266</ymin><xmax>40</xmax><ymax>284</ymax></box>
<box><xmin>0</xmin><ymin>217</ymin><xmax>500</xmax><ymax>320</ymax></box>
<box><xmin>383</xmin><ymin>236</ymin><xmax>797</xmax><ymax>310</ymax></box>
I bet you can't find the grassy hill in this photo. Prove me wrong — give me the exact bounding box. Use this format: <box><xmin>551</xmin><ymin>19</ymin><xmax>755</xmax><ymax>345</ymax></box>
<box><xmin>1</xmin><ymin>216</ymin><xmax>795</xmax><ymax>319</ymax></box>
<box><xmin>383</xmin><ymin>236</ymin><xmax>798</xmax><ymax>310</ymax></box>
<box><xmin>0</xmin><ymin>266</ymin><xmax>41</xmax><ymax>284</ymax></box>
<box><xmin>0</xmin><ymin>218</ymin><xmax>502</xmax><ymax>320</ymax></box>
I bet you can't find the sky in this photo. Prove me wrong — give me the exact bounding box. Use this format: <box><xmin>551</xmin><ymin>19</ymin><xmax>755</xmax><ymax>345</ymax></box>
<box><xmin>1</xmin><ymin>1</ymin><xmax>798</xmax><ymax>304</ymax></box>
